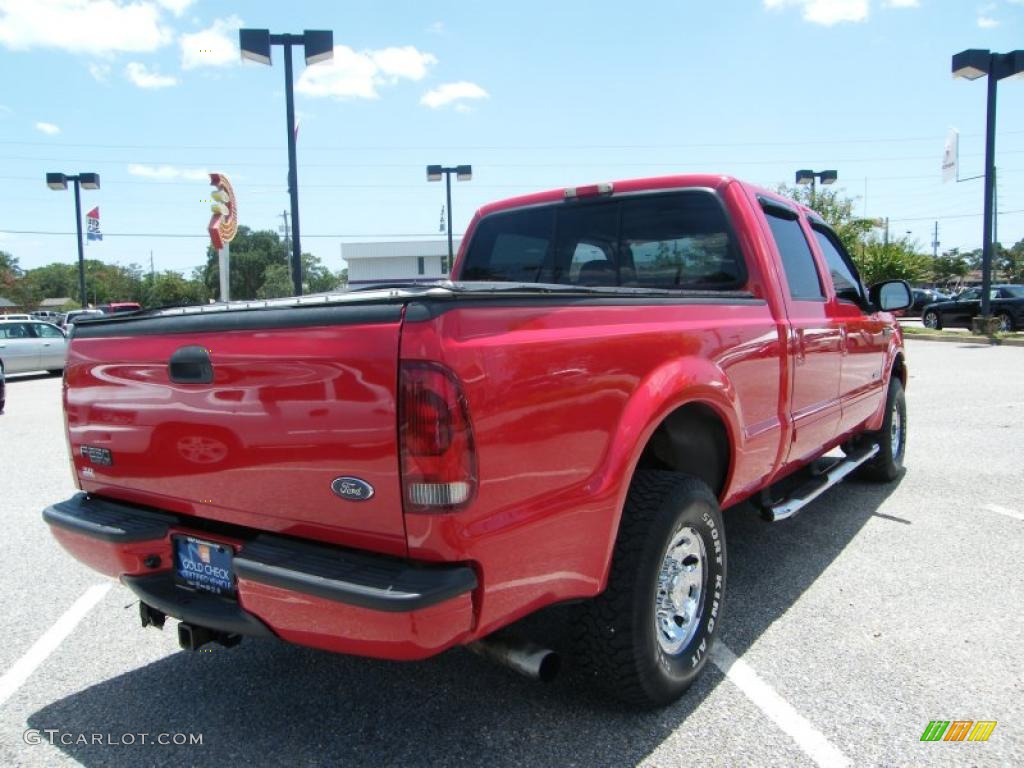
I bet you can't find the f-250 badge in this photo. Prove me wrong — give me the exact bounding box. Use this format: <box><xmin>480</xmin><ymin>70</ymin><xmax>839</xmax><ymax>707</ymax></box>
<box><xmin>331</xmin><ymin>477</ymin><xmax>375</xmax><ymax>501</ymax></box>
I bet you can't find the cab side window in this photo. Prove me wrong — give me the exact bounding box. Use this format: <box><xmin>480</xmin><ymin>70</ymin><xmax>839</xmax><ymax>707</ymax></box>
<box><xmin>762</xmin><ymin>207</ymin><xmax>825</xmax><ymax>301</ymax></box>
<box><xmin>811</xmin><ymin>227</ymin><xmax>864</xmax><ymax>304</ymax></box>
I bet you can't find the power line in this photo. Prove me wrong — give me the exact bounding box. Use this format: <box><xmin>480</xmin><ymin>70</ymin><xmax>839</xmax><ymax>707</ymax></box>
<box><xmin>1</xmin><ymin>129</ymin><xmax>1022</xmax><ymax>151</ymax></box>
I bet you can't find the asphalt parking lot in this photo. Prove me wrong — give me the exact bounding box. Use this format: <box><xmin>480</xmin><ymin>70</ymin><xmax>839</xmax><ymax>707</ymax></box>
<box><xmin>1</xmin><ymin>339</ymin><xmax>1022</xmax><ymax>767</ymax></box>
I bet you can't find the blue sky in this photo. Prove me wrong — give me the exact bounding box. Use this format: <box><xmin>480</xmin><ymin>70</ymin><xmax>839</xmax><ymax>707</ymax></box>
<box><xmin>1</xmin><ymin>0</ymin><xmax>1023</xmax><ymax>276</ymax></box>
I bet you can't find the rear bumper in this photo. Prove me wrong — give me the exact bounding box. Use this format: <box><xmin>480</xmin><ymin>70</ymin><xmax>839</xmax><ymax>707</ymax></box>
<box><xmin>43</xmin><ymin>493</ymin><xmax>478</xmax><ymax>660</ymax></box>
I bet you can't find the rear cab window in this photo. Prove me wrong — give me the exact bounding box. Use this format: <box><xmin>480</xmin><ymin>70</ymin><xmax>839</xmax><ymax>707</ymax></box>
<box><xmin>460</xmin><ymin>190</ymin><xmax>748</xmax><ymax>291</ymax></box>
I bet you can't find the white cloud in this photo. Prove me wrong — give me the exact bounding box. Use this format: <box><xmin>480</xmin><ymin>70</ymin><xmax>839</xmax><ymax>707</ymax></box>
<box><xmin>180</xmin><ymin>14</ymin><xmax>241</xmax><ymax>69</ymax></box>
<box><xmin>125</xmin><ymin>61</ymin><xmax>177</xmax><ymax>88</ymax></box>
<box><xmin>420</xmin><ymin>81</ymin><xmax>489</xmax><ymax>110</ymax></box>
<box><xmin>296</xmin><ymin>45</ymin><xmax>437</xmax><ymax>100</ymax></box>
<box><xmin>128</xmin><ymin>163</ymin><xmax>208</xmax><ymax>181</ymax></box>
<box><xmin>427</xmin><ymin>21</ymin><xmax>444</xmax><ymax>35</ymax></box>
<box><xmin>156</xmin><ymin>0</ymin><xmax>193</xmax><ymax>15</ymax></box>
<box><xmin>0</xmin><ymin>0</ymin><xmax>172</xmax><ymax>55</ymax></box>
<box><xmin>977</xmin><ymin>15</ymin><xmax>999</xmax><ymax>27</ymax></box>
<box><xmin>88</xmin><ymin>62</ymin><xmax>111</xmax><ymax>82</ymax></box>
<box><xmin>763</xmin><ymin>0</ymin><xmax>869</xmax><ymax>25</ymax></box>
<box><xmin>882</xmin><ymin>0</ymin><xmax>918</xmax><ymax>7</ymax></box>
<box><xmin>35</xmin><ymin>121</ymin><xmax>60</xmax><ymax>135</ymax></box>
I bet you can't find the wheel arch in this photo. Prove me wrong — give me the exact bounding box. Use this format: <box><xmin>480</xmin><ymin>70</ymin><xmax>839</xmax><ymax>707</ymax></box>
<box><xmin>593</xmin><ymin>356</ymin><xmax>741</xmax><ymax>592</ymax></box>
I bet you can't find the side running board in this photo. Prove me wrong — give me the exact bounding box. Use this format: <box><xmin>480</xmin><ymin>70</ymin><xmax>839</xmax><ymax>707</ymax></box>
<box><xmin>764</xmin><ymin>444</ymin><xmax>880</xmax><ymax>522</ymax></box>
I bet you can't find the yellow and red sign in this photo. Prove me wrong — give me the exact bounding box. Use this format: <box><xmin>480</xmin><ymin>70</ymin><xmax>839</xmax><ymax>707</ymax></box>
<box><xmin>208</xmin><ymin>172</ymin><xmax>238</xmax><ymax>250</ymax></box>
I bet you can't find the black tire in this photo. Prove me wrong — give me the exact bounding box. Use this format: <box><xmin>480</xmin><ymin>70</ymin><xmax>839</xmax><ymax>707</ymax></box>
<box><xmin>922</xmin><ymin>310</ymin><xmax>941</xmax><ymax>330</ymax></box>
<box><xmin>996</xmin><ymin>312</ymin><xmax>1014</xmax><ymax>333</ymax></box>
<box><xmin>858</xmin><ymin>377</ymin><xmax>906</xmax><ymax>482</ymax></box>
<box><xmin>573</xmin><ymin>471</ymin><xmax>726</xmax><ymax>707</ymax></box>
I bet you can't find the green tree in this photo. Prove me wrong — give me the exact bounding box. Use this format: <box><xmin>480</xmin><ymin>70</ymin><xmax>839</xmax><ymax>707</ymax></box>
<box><xmin>932</xmin><ymin>248</ymin><xmax>970</xmax><ymax>283</ymax></box>
<box><xmin>145</xmin><ymin>270</ymin><xmax>209</xmax><ymax>307</ymax></box>
<box><xmin>201</xmin><ymin>226</ymin><xmax>288</xmax><ymax>300</ymax></box>
<box><xmin>855</xmin><ymin>238</ymin><xmax>931</xmax><ymax>285</ymax></box>
<box><xmin>776</xmin><ymin>183</ymin><xmax>875</xmax><ymax>255</ymax></box>
<box><xmin>302</xmin><ymin>253</ymin><xmax>340</xmax><ymax>294</ymax></box>
<box><xmin>256</xmin><ymin>263</ymin><xmax>293</xmax><ymax>299</ymax></box>
<box><xmin>998</xmin><ymin>238</ymin><xmax>1024</xmax><ymax>283</ymax></box>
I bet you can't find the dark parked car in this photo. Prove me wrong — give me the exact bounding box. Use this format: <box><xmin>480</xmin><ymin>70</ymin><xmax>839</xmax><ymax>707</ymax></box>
<box><xmin>922</xmin><ymin>285</ymin><xmax>1024</xmax><ymax>332</ymax></box>
<box><xmin>908</xmin><ymin>288</ymin><xmax>950</xmax><ymax>316</ymax></box>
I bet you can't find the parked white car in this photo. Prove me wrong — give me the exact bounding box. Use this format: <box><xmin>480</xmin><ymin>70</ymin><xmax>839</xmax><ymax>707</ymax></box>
<box><xmin>0</xmin><ymin>320</ymin><xmax>68</xmax><ymax>375</ymax></box>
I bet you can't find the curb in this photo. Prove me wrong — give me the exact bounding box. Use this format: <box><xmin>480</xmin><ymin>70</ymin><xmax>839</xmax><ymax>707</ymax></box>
<box><xmin>902</xmin><ymin>333</ymin><xmax>1024</xmax><ymax>347</ymax></box>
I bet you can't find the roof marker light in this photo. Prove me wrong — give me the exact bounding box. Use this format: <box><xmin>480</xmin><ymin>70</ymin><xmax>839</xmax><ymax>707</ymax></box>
<box><xmin>564</xmin><ymin>182</ymin><xmax>614</xmax><ymax>199</ymax></box>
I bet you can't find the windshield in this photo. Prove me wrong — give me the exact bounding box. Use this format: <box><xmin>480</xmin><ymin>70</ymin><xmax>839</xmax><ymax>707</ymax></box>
<box><xmin>461</xmin><ymin>191</ymin><xmax>745</xmax><ymax>291</ymax></box>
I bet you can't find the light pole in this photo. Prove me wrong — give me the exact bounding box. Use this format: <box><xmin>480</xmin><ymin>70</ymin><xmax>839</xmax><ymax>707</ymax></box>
<box><xmin>240</xmin><ymin>28</ymin><xmax>333</xmax><ymax>296</ymax></box>
<box><xmin>427</xmin><ymin>165</ymin><xmax>472</xmax><ymax>274</ymax></box>
<box><xmin>795</xmin><ymin>169</ymin><xmax>837</xmax><ymax>209</ymax></box>
<box><xmin>46</xmin><ymin>172</ymin><xmax>100</xmax><ymax>308</ymax></box>
<box><xmin>951</xmin><ymin>49</ymin><xmax>1024</xmax><ymax>322</ymax></box>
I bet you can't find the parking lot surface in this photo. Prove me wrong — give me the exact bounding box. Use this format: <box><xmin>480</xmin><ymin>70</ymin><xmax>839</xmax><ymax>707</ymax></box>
<box><xmin>1</xmin><ymin>339</ymin><xmax>1022</xmax><ymax>767</ymax></box>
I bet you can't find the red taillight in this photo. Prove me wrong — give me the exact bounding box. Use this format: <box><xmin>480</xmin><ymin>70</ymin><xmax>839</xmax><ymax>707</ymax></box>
<box><xmin>399</xmin><ymin>362</ymin><xmax>477</xmax><ymax>513</ymax></box>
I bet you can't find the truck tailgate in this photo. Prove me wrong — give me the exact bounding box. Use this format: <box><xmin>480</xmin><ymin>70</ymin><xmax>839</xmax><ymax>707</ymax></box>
<box><xmin>65</xmin><ymin>304</ymin><xmax>408</xmax><ymax>557</ymax></box>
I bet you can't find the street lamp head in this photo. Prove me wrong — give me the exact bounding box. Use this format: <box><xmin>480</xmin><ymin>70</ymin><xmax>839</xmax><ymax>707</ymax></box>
<box><xmin>795</xmin><ymin>169</ymin><xmax>814</xmax><ymax>186</ymax></box>
<box><xmin>239</xmin><ymin>28</ymin><xmax>272</xmax><ymax>65</ymax></box>
<box><xmin>46</xmin><ymin>172</ymin><xmax>68</xmax><ymax>191</ymax></box>
<box><xmin>952</xmin><ymin>49</ymin><xmax>990</xmax><ymax>80</ymax></box>
<box><xmin>79</xmin><ymin>172</ymin><xmax>100</xmax><ymax>190</ymax></box>
<box><xmin>456</xmin><ymin>164</ymin><xmax>473</xmax><ymax>181</ymax></box>
<box><xmin>819</xmin><ymin>170</ymin><xmax>838</xmax><ymax>185</ymax></box>
<box><xmin>426</xmin><ymin>165</ymin><xmax>443</xmax><ymax>182</ymax></box>
<box><xmin>303</xmin><ymin>30</ymin><xmax>334</xmax><ymax>65</ymax></box>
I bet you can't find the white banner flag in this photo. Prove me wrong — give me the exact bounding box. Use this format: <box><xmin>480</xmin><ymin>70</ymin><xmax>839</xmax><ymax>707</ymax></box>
<box><xmin>942</xmin><ymin>128</ymin><xmax>958</xmax><ymax>183</ymax></box>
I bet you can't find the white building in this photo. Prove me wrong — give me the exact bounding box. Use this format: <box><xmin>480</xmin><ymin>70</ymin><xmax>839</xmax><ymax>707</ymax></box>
<box><xmin>343</xmin><ymin>239</ymin><xmax>462</xmax><ymax>286</ymax></box>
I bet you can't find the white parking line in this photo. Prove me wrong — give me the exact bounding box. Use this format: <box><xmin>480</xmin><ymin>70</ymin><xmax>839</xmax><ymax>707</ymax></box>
<box><xmin>983</xmin><ymin>504</ymin><xmax>1024</xmax><ymax>522</ymax></box>
<box><xmin>0</xmin><ymin>583</ymin><xmax>111</xmax><ymax>709</ymax></box>
<box><xmin>710</xmin><ymin>642</ymin><xmax>851</xmax><ymax>768</ymax></box>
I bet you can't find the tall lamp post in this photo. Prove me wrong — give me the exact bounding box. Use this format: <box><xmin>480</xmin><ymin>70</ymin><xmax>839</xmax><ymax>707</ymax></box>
<box><xmin>795</xmin><ymin>169</ymin><xmax>837</xmax><ymax>208</ymax></box>
<box><xmin>427</xmin><ymin>164</ymin><xmax>472</xmax><ymax>273</ymax></box>
<box><xmin>951</xmin><ymin>49</ymin><xmax>1024</xmax><ymax>322</ymax></box>
<box><xmin>46</xmin><ymin>172</ymin><xmax>100</xmax><ymax>308</ymax></box>
<box><xmin>239</xmin><ymin>28</ymin><xmax>334</xmax><ymax>296</ymax></box>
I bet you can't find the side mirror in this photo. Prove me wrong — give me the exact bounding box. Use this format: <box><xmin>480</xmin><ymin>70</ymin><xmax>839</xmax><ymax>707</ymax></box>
<box><xmin>869</xmin><ymin>279</ymin><xmax>913</xmax><ymax>312</ymax></box>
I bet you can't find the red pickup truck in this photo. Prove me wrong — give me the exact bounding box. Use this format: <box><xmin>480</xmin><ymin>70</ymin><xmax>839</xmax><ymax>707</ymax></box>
<box><xmin>43</xmin><ymin>175</ymin><xmax>911</xmax><ymax>707</ymax></box>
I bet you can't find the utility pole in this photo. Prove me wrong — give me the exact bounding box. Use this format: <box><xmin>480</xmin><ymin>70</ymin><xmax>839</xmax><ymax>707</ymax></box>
<box><xmin>932</xmin><ymin>222</ymin><xmax>939</xmax><ymax>259</ymax></box>
<box><xmin>279</xmin><ymin>209</ymin><xmax>292</xmax><ymax>284</ymax></box>
<box><xmin>883</xmin><ymin>217</ymin><xmax>890</xmax><ymax>249</ymax></box>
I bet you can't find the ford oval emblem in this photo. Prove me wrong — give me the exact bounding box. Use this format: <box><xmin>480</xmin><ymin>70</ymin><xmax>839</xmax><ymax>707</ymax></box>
<box><xmin>331</xmin><ymin>476</ymin><xmax>375</xmax><ymax>502</ymax></box>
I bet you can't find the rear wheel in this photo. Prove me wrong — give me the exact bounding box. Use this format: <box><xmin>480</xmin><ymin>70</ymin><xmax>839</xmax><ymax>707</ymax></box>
<box><xmin>996</xmin><ymin>312</ymin><xmax>1014</xmax><ymax>333</ymax></box>
<box><xmin>858</xmin><ymin>377</ymin><xmax>906</xmax><ymax>482</ymax></box>
<box><xmin>573</xmin><ymin>471</ymin><xmax>726</xmax><ymax>707</ymax></box>
<box><xmin>922</xmin><ymin>310</ymin><xmax>941</xmax><ymax>330</ymax></box>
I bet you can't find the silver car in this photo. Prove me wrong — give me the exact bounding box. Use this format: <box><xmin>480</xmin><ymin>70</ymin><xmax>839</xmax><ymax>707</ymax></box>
<box><xmin>0</xmin><ymin>320</ymin><xmax>68</xmax><ymax>375</ymax></box>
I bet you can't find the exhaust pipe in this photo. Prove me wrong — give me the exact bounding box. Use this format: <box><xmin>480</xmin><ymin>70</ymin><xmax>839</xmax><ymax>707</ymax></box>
<box><xmin>177</xmin><ymin>622</ymin><xmax>241</xmax><ymax>652</ymax></box>
<box><xmin>467</xmin><ymin>632</ymin><xmax>560</xmax><ymax>682</ymax></box>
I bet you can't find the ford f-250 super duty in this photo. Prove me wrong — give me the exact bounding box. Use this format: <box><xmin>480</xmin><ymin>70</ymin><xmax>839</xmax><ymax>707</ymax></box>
<box><xmin>43</xmin><ymin>175</ymin><xmax>912</xmax><ymax>707</ymax></box>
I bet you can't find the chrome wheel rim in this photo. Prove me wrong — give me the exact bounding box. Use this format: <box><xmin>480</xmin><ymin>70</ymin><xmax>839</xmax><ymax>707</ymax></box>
<box><xmin>890</xmin><ymin>404</ymin><xmax>902</xmax><ymax>458</ymax></box>
<box><xmin>655</xmin><ymin>526</ymin><xmax>707</xmax><ymax>655</ymax></box>
<box><xmin>998</xmin><ymin>315</ymin><xmax>1011</xmax><ymax>332</ymax></box>
<box><xmin>923</xmin><ymin>313</ymin><xmax>937</xmax><ymax>329</ymax></box>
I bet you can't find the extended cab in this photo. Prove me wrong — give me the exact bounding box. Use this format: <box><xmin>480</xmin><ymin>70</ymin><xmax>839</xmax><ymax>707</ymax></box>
<box><xmin>43</xmin><ymin>175</ymin><xmax>911</xmax><ymax>706</ymax></box>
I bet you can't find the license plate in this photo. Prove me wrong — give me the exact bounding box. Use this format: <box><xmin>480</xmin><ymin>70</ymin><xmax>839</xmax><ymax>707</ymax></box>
<box><xmin>173</xmin><ymin>536</ymin><xmax>235</xmax><ymax>596</ymax></box>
